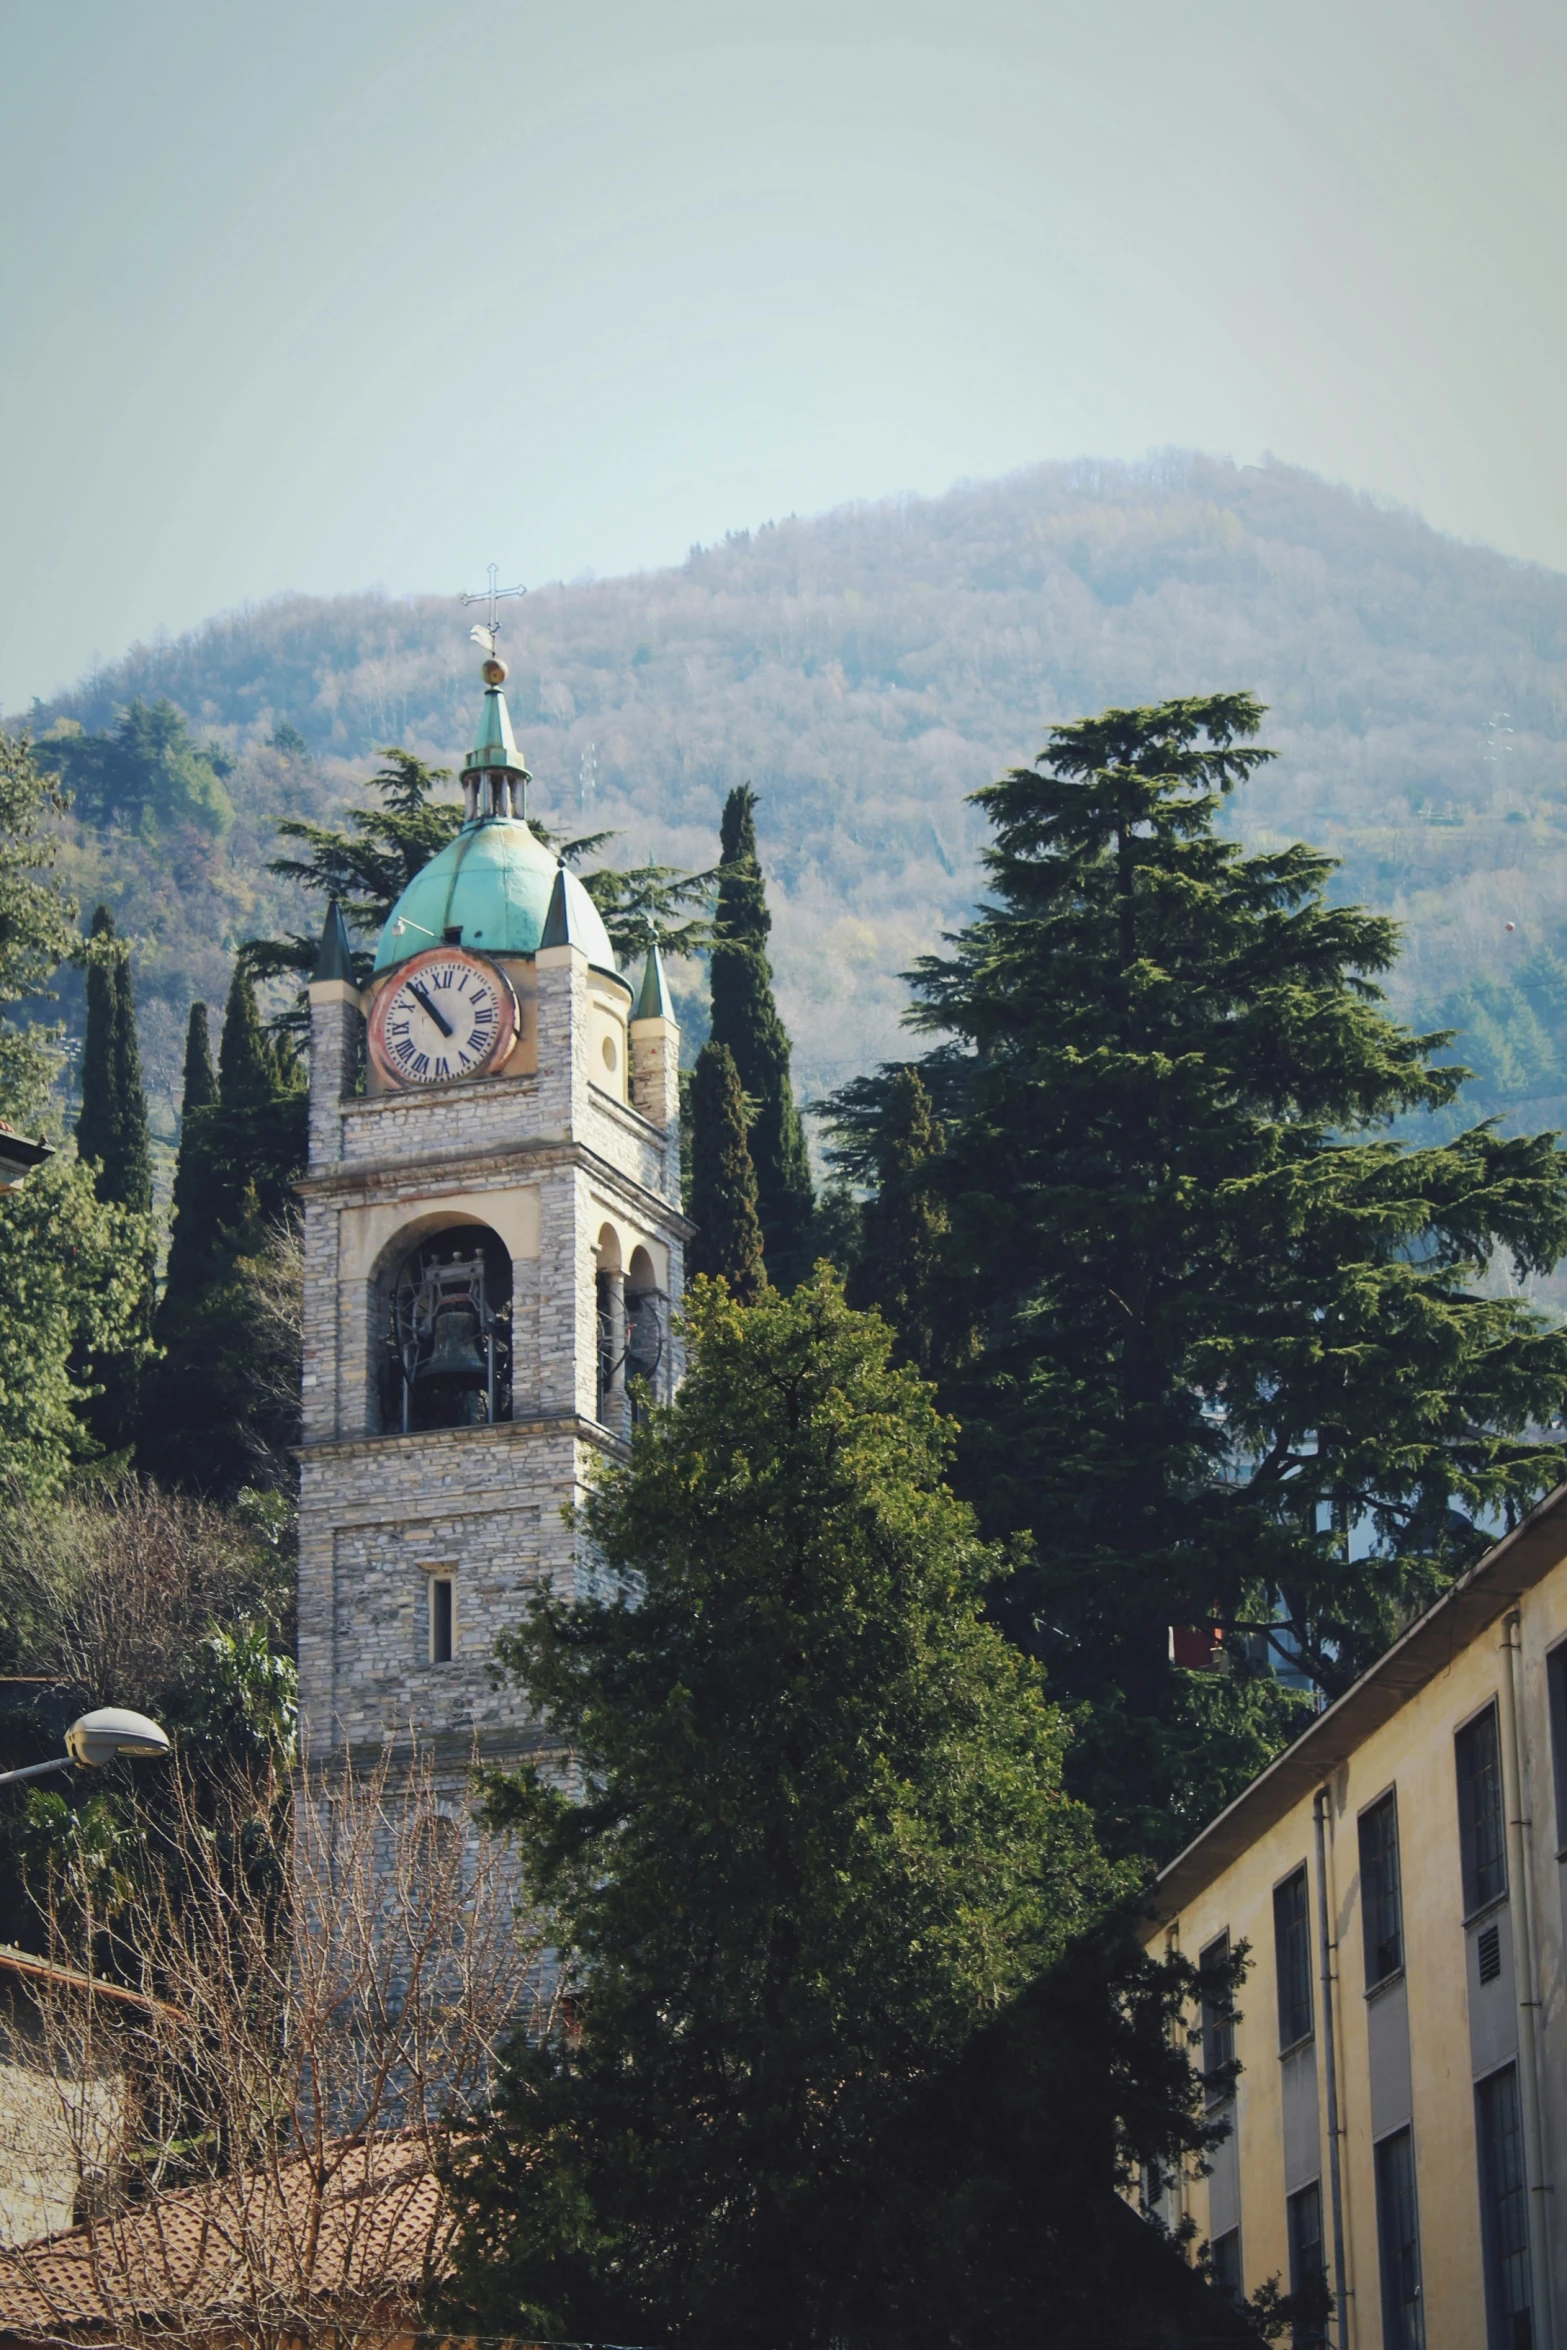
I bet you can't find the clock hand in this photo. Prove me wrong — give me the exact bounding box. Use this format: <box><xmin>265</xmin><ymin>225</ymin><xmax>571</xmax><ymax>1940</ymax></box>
<box><xmin>407</xmin><ymin>979</ymin><xmax>455</xmax><ymax>1039</ymax></box>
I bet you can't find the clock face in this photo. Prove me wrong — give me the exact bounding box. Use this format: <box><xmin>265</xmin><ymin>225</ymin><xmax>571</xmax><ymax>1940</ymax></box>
<box><xmin>368</xmin><ymin>948</ymin><xmax>518</xmax><ymax>1088</ymax></box>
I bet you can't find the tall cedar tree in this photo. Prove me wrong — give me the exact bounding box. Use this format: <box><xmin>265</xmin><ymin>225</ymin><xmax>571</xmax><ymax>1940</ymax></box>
<box><xmin>245</xmin><ymin>749</ymin><xmax>713</xmax><ymax>1035</ymax></box>
<box><xmin>709</xmin><ymin>786</ymin><xmax>814</xmax><ymax>1283</ymax></box>
<box><xmin>843</xmin><ymin>1064</ymin><xmax>948</xmax><ymax>1376</ymax></box>
<box><xmin>139</xmin><ymin>966</ymin><xmax>306</xmax><ymax>1495</ymax></box>
<box><xmin>73</xmin><ymin>907</ymin><xmax>155</xmax><ymax>1453</ymax></box>
<box><xmin>901</xmin><ymin>693</ymin><xmax>1567</xmax><ymax>1856</ymax></box>
<box><xmin>448</xmin><ymin>1274</ymin><xmax>1240</xmax><ymax>2350</ymax></box>
<box><xmin>686</xmin><ymin>1042</ymin><xmax>766</xmax><ymax>1302</ymax></box>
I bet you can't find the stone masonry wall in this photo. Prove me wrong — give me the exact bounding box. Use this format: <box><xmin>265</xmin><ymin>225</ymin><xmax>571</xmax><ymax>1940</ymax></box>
<box><xmin>298</xmin><ymin>939</ymin><xmax>688</xmax><ymax>1776</ymax></box>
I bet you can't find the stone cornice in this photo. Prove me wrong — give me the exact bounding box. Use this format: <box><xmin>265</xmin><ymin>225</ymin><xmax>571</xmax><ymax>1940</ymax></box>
<box><xmin>295</xmin><ymin>1408</ymin><xmax>631</xmax><ymax>1471</ymax></box>
<box><xmin>297</xmin><ymin>1132</ymin><xmax>695</xmax><ymax>1239</ymax></box>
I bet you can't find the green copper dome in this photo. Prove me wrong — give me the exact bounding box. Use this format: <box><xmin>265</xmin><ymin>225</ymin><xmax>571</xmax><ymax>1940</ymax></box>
<box><xmin>373</xmin><ymin>817</ymin><xmax>617</xmax><ymax>976</ymax></box>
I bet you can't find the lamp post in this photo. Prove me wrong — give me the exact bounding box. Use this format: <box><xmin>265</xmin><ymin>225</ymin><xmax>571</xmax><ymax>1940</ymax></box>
<box><xmin>0</xmin><ymin>1707</ymin><xmax>170</xmax><ymax>1789</ymax></box>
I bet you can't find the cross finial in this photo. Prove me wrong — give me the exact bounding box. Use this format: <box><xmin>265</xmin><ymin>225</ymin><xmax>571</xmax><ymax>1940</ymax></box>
<box><xmin>460</xmin><ymin>562</ymin><xmax>527</xmax><ymax>654</ymax></box>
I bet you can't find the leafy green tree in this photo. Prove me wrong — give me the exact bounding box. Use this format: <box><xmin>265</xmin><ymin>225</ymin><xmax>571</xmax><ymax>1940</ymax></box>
<box><xmin>0</xmin><ymin>731</ymin><xmax>76</xmax><ymax>1128</ymax></box>
<box><xmin>710</xmin><ymin>786</ymin><xmax>814</xmax><ymax>1283</ymax></box>
<box><xmin>38</xmin><ymin>698</ymin><xmax>233</xmax><ymax>833</ymax></box>
<box><xmin>0</xmin><ymin>739</ymin><xmax>151</xmax><ymax>1492</ymax></box>
<box><xmin>448</xmin><ymin>1274</ymin><xmax>1231</xmax><ymax>2350</ymax></box>
<box><xmin>894</xmin><ymin>694</ymin><xmax>1567</xmax><ymax>1853</ymax></box>
<box><xmin>0</xmin><ymin>1156</ymin><xmax>153</xmax><ymax>1495</ymax></box>
<box><xmin>686</xmin><ymin>1041</ymin><xmax>765</xmax><ymax>1301</ymax></box>
<box><xmin>840</xmin><ymin>1064</ymin><xmax>949</xmax><ymax>1375</ymax></box>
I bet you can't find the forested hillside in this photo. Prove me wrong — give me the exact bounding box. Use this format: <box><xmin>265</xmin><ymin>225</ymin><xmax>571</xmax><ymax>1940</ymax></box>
<box><xmin>17</xmin><ymin>450</ymin><xmax>1567</xmax><ymax>1139</ymax></box>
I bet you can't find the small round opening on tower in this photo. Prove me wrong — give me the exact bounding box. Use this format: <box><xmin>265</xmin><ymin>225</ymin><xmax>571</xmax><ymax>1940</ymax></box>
<box><xmin>384</xmin><ymin>1226</ymin><xmax>513</xmax><ymax>1432</ymax></box>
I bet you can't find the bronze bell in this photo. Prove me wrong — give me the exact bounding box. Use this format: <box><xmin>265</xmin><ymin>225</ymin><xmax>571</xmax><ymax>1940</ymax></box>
<box><xmin>418</xmin><ymin>1306</ymin><xmax>486</xmax><ymax>1381</ymax></box>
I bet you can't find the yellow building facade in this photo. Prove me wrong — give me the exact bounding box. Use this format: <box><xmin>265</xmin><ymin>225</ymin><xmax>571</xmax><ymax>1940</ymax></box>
<box><xmin>1145</xmin><ymin>1483</ymin><xmax>1567</xmax><ymax>2349</ymax></box>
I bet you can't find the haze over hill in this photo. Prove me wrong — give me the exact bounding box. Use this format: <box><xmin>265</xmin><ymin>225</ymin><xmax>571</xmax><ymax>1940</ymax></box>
<box><xmin>20</xmin><ymin>451</ymin><xmax>1567</xmax><ymax>1146</ymax></box>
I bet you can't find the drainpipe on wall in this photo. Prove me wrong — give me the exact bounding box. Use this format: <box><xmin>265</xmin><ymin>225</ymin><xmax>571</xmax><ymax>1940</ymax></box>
<box><xmin>1498</xmin><ymin>1610</ymin><xmax>1555</xmax><ymax>2350</ymax></box>
<box><xmin>1313</xmin><ymin>1788</ymin><xmax>1351</xmax><ymax>2349</ymax></box>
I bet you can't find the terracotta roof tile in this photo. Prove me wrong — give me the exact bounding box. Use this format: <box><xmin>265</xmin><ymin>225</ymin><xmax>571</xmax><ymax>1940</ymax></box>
<box><xmin>0</xmin><ymin>2133</ymin><xmax>451</xmax><ymax>2340</ymax></box>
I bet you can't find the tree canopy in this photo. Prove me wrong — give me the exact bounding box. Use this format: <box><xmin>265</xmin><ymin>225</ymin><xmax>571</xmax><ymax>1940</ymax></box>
<box><xmin>834</xmin><ymin>694</ymin><xmax>1567</xmax><ymax>1853</ymax></box>
<box><xmin>445</xmin><ymin>1274</ymin><xmax>1237</xmax><ymax>2349</ymax></box>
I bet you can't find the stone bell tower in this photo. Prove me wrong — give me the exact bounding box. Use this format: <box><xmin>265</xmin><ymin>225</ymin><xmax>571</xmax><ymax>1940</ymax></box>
<box><xmin>295</xmin><ymin>651</ymin><xmax>687</xmax><ymax>1783</ymax></box>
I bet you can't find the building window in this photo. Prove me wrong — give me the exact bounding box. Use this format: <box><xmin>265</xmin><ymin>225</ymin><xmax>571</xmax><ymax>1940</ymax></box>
<box><xmin>1547</xmin><ymin>1641</ymin><xmax>1567</xmax><ymax>1854</ymax></box>
<box><xmin>1274</xmin><ymin>1866</ymin><xmax>1314</xmax><ymax>2049</ymax></box>
<box><xmin>1456</xmin><ymin>1703</ymin><xmax>1507</xmax><ymax>1915</ymax></box>
<box><xmin>1375</xmin><ymin>2127</ymin><xmax>1425</xmax><ymax>2350</ymax></box>
<box><xmin>1211</xmin><ymin>2227</ymin><xmax>1243</xmax><ymax>2305</ymax></box>
<box><xmin>430</xmin><ymin>1576</ymin><xmax>454</xmax><ymax>1664</ymax></box>
<box><xmin>1475</xmin><ymin>2064</ymin><xmax>1533</xmax><ymax>2350</ymax></box>
<box><xmin>1199</xmin><ymin>1930</ymin><xmax>1235</xmax><ymax>2104</ymax></box>
<box><xmin>1286</xmin><ymin>2180</ymin><xmax>1328</xmax><ymax>2347</ymax></box>
<box><xmin>1359</xmin><ymin>1790</ymin><xmax>1404</xmax><ymax>1987</ymax></box>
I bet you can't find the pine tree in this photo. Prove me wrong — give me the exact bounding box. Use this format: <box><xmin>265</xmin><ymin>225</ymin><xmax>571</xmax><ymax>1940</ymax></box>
<box><xmin>448</xmin><ymin>1274</ymin><xmax>1231</xmax><ymax>2350</ymax></box>
<box><xmin>902</xmin><ymin>693</ymin><xmax>1567</xmax><ymax>1856</ymax></box>
<box><xmin>160</xmin><ymin>1003</ymin><xmax>218</xmax><ymax>1314</ymax></box>
<box><xmin>686</xmin><ymin>1042</ymin><xmax>765</xmax><ymax>1303</ymax></box>
<box><xmin>709</xmin><ymin>786</ymin><xmax>814</xmax><ymax>1284</ymax></box>
<box><xmin>843</xmin><ymin>1064</ymin><xmax>948</xmax><ymax>1375</ymax></box>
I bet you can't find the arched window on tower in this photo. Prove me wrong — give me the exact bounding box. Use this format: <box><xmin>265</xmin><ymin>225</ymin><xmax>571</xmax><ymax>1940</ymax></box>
<box><xmin>625</xmin><ymin>1247</ymin><xmax>666</xmax><ymax>1424</ymax></box>
<box><xmin>384</xmin><ymin>1227</ymin><xmax>513</xmax><ymax>1433</ymax></box>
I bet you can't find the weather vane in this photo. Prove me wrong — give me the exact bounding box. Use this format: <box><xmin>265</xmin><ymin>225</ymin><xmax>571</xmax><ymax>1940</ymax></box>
<box><xmin>461</xmin><ymin>561</ymin><xmax>527</xmax><ymax>656</ymax></box>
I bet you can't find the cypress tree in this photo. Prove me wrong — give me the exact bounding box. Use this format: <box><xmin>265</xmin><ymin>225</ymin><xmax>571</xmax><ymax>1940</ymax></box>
<box><xmin>73</xmin><ymin>906</ymin><xmax>154</xmax><ymax>1453</ymax></box>
<box><xmin>76</xmin><ymin>906</ymin><xmax>151</xmax><ymax>1211</ymax></box>
<box><xmin>845</xmin><ymin>1065</ymin><xmax>948</xmax><ymax>1376</ymax></box>
<box><xmin>687</xmin><ymin>1042</ymin><xmax>765</xmax><ymax>1303</ymax></box>
<box><xmin>709</xmin><ymin>786</ymin><xmax>814</xmax><ymax>1284</ymax></box>
<box><xmin>160</xmin><ymin>1003</ymin><xmax>219</xmax><ymax>1313</ymax></box>
<box><xmin>139</xmin><ymin>965</ymin><xmax>306</xmax><ymax>1495</ymax></box>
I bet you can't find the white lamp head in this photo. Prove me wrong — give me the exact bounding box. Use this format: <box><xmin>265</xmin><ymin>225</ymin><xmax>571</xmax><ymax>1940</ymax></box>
<box><xmin>66</xmin><ymin>1708</ymin><xmax>171</xmax><ymax>1769</ymax></box>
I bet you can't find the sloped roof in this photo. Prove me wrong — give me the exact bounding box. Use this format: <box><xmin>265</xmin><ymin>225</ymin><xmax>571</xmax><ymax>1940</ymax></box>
<box><xmin>0</xmin><ymin>2133</ymin><xmax>448</xmax><ymax>2339</ymax></box>
<box><xmin>1148</xmin><ymin>1478</ymin><xmax>1567</xmax><ymax>1927</ymax></box>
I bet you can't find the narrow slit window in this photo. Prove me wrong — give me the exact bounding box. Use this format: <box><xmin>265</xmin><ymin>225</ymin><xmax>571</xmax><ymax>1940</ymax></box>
<box><xmin>1198</xmin><ymin>1930</ymin><xmax>1235</xmax><ymax>2104</ymax></box>
<box><xmin>1547</xmin><ymin>1641</ymin><xmax>1567</xmax><ymax>1854</ymax></box>
<box><xmin>1287</xmin><ymin>2180</ymin><xmax>1329</xmax><ymax>2348</ymax></box>
<box><xmin>1359</xmin><ymin>1790</ymin><xmax>1404</xmax><ymax>1987</ymax></box>
<box><xmin>1456</xmin><ymin>1703</ymin><xmax>1507</xmax><ymax>1915</ymax></box>
<box><xmin>1274</xmin><ymin>1866</ymin><xmax>1314</xmax><ymax>2049</ymax></box>
<box><xmin>1374</xmin><ymin>2127</ymin><xmax>1425</xmax><ymax>2350</ymax></box>
<box><xmin>430</xmin><ymin>1576</ymin><xmax>454</xmax><ymax>1664</ymax></box>
<box><xmin>1475</xmin><ymin>2064</ymin><xmax>1533</xmax><ymax>2349</ymax></box>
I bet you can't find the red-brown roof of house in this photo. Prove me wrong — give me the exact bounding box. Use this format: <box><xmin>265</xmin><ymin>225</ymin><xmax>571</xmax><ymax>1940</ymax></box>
<box><xmin>0</xmin><ymin>2134</ymin><xmax>449</xmax><ymax>2340</ymax></box>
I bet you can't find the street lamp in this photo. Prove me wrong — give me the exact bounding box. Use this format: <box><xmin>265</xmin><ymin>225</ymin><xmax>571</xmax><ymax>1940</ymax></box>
<box><xmin>0</xmin><ymin>1707</ymin><xmax>170</xmax><ymax>1789</ymax></box>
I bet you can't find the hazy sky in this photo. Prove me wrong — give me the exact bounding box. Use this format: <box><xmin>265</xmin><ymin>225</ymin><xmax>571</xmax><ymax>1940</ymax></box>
<box><xmin>3</xmin><ymin>0</ymin><xmax>1565</xmax><ymax>712</ymax></box>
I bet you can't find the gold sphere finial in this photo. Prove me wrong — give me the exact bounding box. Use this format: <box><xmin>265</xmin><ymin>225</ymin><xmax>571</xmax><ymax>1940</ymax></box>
<box><xmin>482</xmin><ymin>655</ymin><xmax>508</xmax><ymax>687</ymax></box>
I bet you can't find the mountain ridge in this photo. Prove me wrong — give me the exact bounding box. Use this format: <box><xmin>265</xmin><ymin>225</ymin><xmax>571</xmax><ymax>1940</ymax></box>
<box><xmin>18</xmin><ymin>451</ymin><xmax>1567</xmax><ymax>1144</ymax></box>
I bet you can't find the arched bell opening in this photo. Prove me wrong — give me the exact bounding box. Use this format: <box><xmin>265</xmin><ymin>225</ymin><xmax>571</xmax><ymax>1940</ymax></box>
<box><xmin>594</xmin><ymin>1225</ymin><xmax>623</xmax><ymax>1428</ymax></box>
<box><xmin>625</xmin><ymin>1246</ymin><xmax>666</xmax><ymax>1424</ymax></box>
<box><xmin>382</xmin><ymin>1225</ymin><xmax>513</xmax><ymax>1433</ymax></box>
